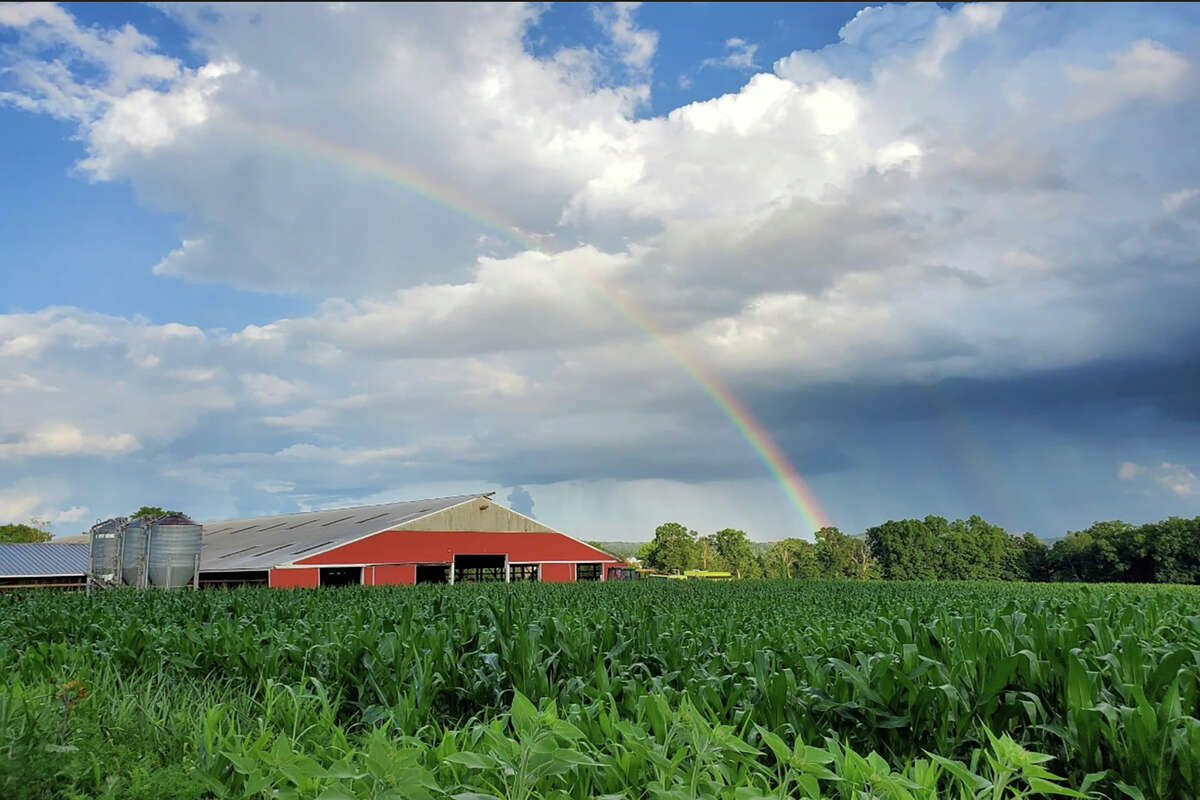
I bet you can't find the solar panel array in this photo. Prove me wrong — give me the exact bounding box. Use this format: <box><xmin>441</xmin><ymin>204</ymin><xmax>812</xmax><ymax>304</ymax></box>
<box><xmin>0</xmin><ymin>543</ymin><xmax>90</xmax><ymax>577</ymax></box>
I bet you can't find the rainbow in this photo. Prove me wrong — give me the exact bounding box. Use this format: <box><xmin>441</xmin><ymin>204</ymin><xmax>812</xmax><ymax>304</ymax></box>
<box><xmin>228</xmin><ymin>116</ymin><xmax>833</xmax><ymax>533</ymax></box>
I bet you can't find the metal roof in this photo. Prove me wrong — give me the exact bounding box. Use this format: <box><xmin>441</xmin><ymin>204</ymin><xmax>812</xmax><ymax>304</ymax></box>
<box><xmin>199</xmin><ymin>494</ymin><xmax>482</xmax><ymax>571</ymax></box>
<box><xmin>0</xmin><ymin>543</ymin><xmax>89</xmax><ymax>577</ymax></box>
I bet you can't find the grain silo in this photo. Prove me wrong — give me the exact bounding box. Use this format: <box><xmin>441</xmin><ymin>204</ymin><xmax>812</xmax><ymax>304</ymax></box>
<box><xmin>146</xmin><ymin>513</ymin><xmax>202</xmax><ymax>589</ymax></box>
<box><xmin>87</xmin><ymin>517</ymin><xmax>126</xmax><ymax>586</ymax></box>
<box><xmin>121</xmin><ymin>517</ymin><xmax>151</xmax><ymax>588</ymax></box>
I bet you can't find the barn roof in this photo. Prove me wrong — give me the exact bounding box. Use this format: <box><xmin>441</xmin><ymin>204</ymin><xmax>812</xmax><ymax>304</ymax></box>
<box><xmin>0</xmin><ymin>543</ymin><xmax>89</xmax><ymax>577</ymax></box>
<box><xmin>199</xmin><ymin>493</ymin><xmax>484</xmax><ymax>571</ymax></box>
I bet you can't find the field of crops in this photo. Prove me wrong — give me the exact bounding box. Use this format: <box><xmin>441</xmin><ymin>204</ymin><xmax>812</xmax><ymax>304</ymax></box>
<box><xmin>2</xmin><ymin>581</ymin><xmax>1199</xmax><ymax>799</ymax></box>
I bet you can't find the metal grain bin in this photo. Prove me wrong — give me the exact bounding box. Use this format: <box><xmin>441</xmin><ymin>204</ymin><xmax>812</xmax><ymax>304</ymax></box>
<box><xmin>121</xmin><ymin>517</ymin><xmax>150</xmax><ymax>587</ymax></box>
<box><xmin>88</xmin><ymin>518</ymin><xmax>126</xmax><ymax>584</ymax></box>
<box><xmin>146</xmin><ymin>514</ymin><xmax>202</xmax><ymax>589</ymax></box>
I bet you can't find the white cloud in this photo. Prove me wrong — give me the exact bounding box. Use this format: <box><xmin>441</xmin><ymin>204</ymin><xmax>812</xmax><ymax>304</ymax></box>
<box><xmin>1118</xmin><ymin>461</ymin><xmax>1143</xmax><ymax>481</ymax></box>
<box><xmin>240</xmin><ymin>373</ymin><xmax>301</xmax><ymax>405</ymax></box>
<box><xmin>1154</xmin><ymin>464</ymin><xmax>1200</xmax><ymax>497</ymax></box>
<box><xmin>1067</xmin><ymin>39</ymin><xmax>1191</xmax><ymax>120</ymax></box>
<box><xmin>701</xmin><ymin>37</ymin><xmax>759</xmax><ymax>71</ymax></box>
<box><xmin>592</xmin><ymin>3</ymin><xmax>658</xmax><ymax>73</ymax></box>
<box><xmin>0</xmin><ymin>423</ymin><xmax>139</xmax><ymax>460</ymax></box>
<box><xmin>50</xmin><ymin>505</ymin><xmax>89</xmax><ymax>524</ymax></box>
<box><xmin>1163</xmin><ymin>188</ymin><xmax>1200</xmax><ymax>213</ymax></box>
<box><xmin>0</xmin><ymin>488</ymin><xmax>43</xmax><ymax>523</ymax></box>
<box><xmin>262</xmin><ymin>408</ymin><xmax>330</xmax><ymax>429</ymax></box>
<box><xmin>915</xmin><ymin>2</ymin><xmax>1004</xmax><ymax>78</ymax></box>
<box><xmin>1119</xmin><ymin>461</ymin><xmax>1200</xmax><ymax>497</ymax></box>
<box><xmin>0</xmin><ymin>373</ymin><xmax>59</xmax><ymax>393</ymax></box>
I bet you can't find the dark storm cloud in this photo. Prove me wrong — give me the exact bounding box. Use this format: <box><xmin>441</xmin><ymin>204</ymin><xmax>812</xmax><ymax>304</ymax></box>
<box><xmin>747</xmin><ymin>352</ymin><xmax>1200</xmax><ymax>435</ymax></box>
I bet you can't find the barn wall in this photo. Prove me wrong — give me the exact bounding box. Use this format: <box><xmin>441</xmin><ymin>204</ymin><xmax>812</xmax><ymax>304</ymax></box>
<box><xmin>296</xmin><ymin>530</ymin><xmax>619</xmax><ymax>567</ymax></box>
<box><xmin>394</xmin><ymin>498</ymin><xmax>554</xmax><ymax>533</ymax></box>
<box><xmin>270</xmin><ymin>568</ymin><xmax>319</xmax><ymax>588</ymax></box>
<box><xmin>540</xmin><ymin>563</ymin><xmax>574</xmax><ymax>583</ymax></box>
<box><xmin>372</xmin><ymin>564</ymin><xmax>416</xmax><ymax>585</ymax></box>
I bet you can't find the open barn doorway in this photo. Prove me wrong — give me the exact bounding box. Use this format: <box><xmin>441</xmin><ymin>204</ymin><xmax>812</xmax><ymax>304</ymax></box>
<box><xmin>415</xmin><ymin>564</ymin><xmax>449</xmax><ymax>584</ymax></box>
<box><xmin>453</xmin><ymin>554</ymin><xmax>505</xmax><ymax>583</ymax></box>
<box><xmin>319</xmin><ymin>567</ymin><xmax>361</xmax><ymax>587</ymax></box>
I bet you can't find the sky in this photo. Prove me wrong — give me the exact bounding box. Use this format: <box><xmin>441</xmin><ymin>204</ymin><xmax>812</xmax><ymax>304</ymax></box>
<box><xmin>1</xmin><ymin>2</ymin><xmax>1198</xmax><ymax>542</ymax></box>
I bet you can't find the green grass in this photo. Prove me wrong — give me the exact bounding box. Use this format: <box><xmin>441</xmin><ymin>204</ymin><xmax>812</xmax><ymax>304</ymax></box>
<box><xmin>2</xmin><ymin>581</ymin><xmax>1198</xmax><ymax>798</ymax></box>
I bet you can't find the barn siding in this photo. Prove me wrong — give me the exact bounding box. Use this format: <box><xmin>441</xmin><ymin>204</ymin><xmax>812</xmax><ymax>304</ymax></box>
<box><xmin>295</xmin><ymin>530</ymin><xmax>618</xmax><ymax>567</ymax></box>
<box><xmin>540</xmin><ymin>563</ymin><xmax>575</xmax><ymax>583</ymax></box>
<box><xmin>394</xmin><ymin>498</ymin><xmax>554</xmax><ymax>533</ymax></box>
<box><xmin>270</xmin><ymin>568</ymin><xmax>319</xmax><ymax>588</ymax></box>
<box><xmin>372</xmin><ymin>564</ymin><xmax>416</xmax><ymax>585</ymax></box>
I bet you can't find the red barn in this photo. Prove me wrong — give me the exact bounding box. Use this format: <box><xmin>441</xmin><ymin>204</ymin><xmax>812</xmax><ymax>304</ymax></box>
<box><xmin>197</xmin><ymin>492</ymin><xmax>622</xmax><ymax>588</ymax></box>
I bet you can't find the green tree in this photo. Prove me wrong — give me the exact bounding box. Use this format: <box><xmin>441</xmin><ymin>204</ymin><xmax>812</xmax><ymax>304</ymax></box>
<box><xmin>131</xmin><ymin>506</ymin><xmax>181</xmax><ymax>520</ymax></box>
<box><xmin>1047</xmin><ymin>521</ymin><xmax>1135</xmax><ymax>582</ymax></box>
<box><xmin>761</xmin><ymin>537</ymin><xmax>820</xmax><ymax>579</ymax></box>
<box><xmin>865</xmin><ymin>519</ymin><xmax>940</xmax><ymax>580</ymax></box>
<box><xmin>944</xmin><ymin>515</ymin><xmax>1010</xmax><ymax>580</ymax></box>
<box><xmin>708</xmin><ymin>528</ymin><xmax>759</xmax><ymax>577</ymax></box>
<box><xmin>644</xmin><ymin>522</ymin><xmax>700</xmax><ymax>573</ymax></box>
<box><xmin>1004</xmin><ymin>532</ymin><xmax>1048</xmax><ymax>581</ymax></box>
<box><xmin>816</xmin><ymin>527</ymin><xmax>876</xmax><ymax>579</ymax></box>
<box><xmin>1151</xmin><ymin>516</ymin><xmax>1200</xmax><ymax>584</ymax></box>
<box><xmin>0</xmin><ymin>522</ymin><xmax>52</xmax><ymax>543</ymax></box>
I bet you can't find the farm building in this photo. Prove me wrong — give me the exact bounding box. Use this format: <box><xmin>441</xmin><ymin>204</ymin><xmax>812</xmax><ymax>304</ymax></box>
<box><xmin>0</xmin><ymin>543</ymin><xmax>89</xmax><ymax>589</ymax></box>
<box><xmin>197</xmin><ymin>492</ymin><xmax>622</xmax><ymax>588</ymax></box>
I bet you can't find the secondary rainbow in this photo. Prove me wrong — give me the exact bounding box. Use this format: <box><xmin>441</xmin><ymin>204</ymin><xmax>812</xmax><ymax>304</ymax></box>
<box><xmin>231</xmin><ymin>116</ymin><xmax>833</xmax><ymax>532</ymax></box>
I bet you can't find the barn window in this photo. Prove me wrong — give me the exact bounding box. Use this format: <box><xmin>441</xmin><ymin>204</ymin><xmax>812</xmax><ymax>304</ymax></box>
<box><xmin>576</xmin><ymin>563</ymin><xmax>601</xmax><ymax>581</ymax></box>
<box><xmin>509</xmin><ymin>563</ymin><xmax>539</xmax><ymax>581</ymax></box>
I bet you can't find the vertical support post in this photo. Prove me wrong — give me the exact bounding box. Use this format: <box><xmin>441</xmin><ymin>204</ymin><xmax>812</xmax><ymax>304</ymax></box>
<box><xmin>142</xmin><ymin>526</ymin><xmax>152</xmax><ymax>589</ymax></box>
<box><xmin>448</xmin><ymin>560</ymin><xmax>455</xmax><ymax>585</ymax></box>
<box><xmin>114</xmin><ymin>523</ymin><xmax>125</xmax><ymax>586</ymax></box>
<box><xmin>86</xmin><ymin>526</ymin><xmax>94</xmax><ymax>594</ymax></box>
<box><xmin>505</xmin><ymin>557</ymin><xmax>511</xmax><ymax>583</ymax></box>
<box><xmin>192</xmin><ymin>552</ymin><xmax>200</xmax><ymax>590</ymax></box>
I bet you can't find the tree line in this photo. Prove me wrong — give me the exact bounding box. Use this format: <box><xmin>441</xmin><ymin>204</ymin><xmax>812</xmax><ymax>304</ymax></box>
<box><xmin>631</xmin><ymin>514</ymin><xmax>1200</xmax><ymax>583</ymax></box>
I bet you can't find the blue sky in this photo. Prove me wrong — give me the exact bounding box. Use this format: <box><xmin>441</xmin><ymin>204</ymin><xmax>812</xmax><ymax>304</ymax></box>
<box><xmin>0</xmin><ymin>2</ymin><xmax>1198</xmax><ymax>540</ymax></box>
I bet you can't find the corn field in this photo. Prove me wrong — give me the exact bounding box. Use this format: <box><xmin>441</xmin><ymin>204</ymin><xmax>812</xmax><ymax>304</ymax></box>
<box><xmin>2</xmin><ymin>581</ymin><xmax>1199</xmax><ymax>799</ymax></box>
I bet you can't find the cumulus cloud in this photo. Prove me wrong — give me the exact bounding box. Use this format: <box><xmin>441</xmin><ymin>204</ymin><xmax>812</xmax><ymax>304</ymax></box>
<box><xmin>592</xmin><ymin>3</ymin><xmax>658</xmax><ymax>73</ymax></box>
<box><xmin>1119</xmin><ymin>461</ymin><xmax>1200</xmax><ymax>497</ymax></box>
<box><xmin>1163</xmin><ymin>188</ymin><xmax>1200</xmax><ymax>214</ymax></box>
<box><xmin>701</xmin><ymin>38</ymin><xmax>759</xmax><ymax>71</ymax></box>
<box><xmin>0</xmin><ymin>479</ymin><xmax>89</xmax><ymax>529</ymax></box>
<box><xmin>1067</xmin><ymin>39</ymin><xmax>1191</xmax><ymax>121</ymax></box>
<box><xmin>0</xmin><ymin>424</ymin><xmax>139</xmax><ymax>459</ymax></box>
